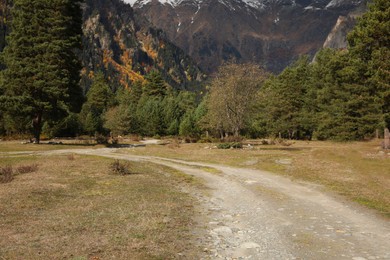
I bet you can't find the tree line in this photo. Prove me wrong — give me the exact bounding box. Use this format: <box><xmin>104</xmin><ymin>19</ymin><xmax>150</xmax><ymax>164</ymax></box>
<box><xmin>0</xmin><ymin>0</ymin><xmax>388</xmax><ymax>142</ymax></box>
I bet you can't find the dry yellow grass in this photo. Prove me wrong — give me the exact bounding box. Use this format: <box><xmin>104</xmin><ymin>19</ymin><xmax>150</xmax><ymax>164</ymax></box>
<box><xmin>120</xmin><ymin>139</ymin><xmax>390</xmax><ymax>217</ymax></box>
<box><xmin>0</xmin><ymin>154</ymin><xmax>202</xmax><ymax>259</ymax></box>
<box><xmin>0</xmin><ymin>140</ymin><xmax>99</xmax><ymax>152</ymax></box>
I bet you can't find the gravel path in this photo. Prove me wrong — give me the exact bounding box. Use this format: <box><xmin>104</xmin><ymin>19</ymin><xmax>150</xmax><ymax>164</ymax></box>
<box><xmin>20</xmin><ymin>148</ymin><xmax>390</xmax><ymax>259</ymax></box>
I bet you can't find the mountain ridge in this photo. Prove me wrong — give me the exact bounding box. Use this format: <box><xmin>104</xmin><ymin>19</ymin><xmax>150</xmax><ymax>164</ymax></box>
<box><xmin>127</xmin><ymin>0</ymin><xmax>367</xmax><ymax>72</ymax></box>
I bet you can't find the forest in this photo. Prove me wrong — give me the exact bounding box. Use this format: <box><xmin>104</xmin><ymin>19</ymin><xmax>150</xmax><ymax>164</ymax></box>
<box><xmin>0</xmin><ymin>0</ymin><xmax>389</xmax><ymax>143</ymax></box>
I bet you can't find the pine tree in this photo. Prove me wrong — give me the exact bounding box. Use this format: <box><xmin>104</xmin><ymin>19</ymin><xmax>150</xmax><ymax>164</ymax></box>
<box><xmin>80</xmin><ymin>71</ymin><xmax>114</xmax><ymax>135</ymax></box>
<box><xmin>0</xmin><ymin>0</ymin><xmax>84</xmax><ymax>142</ymax></box>
<box><xmin>347</xmin><ymin>0</ymin><xmax>390</xmax><ymax>128</ymax></box>
<box><xmin>257</xmin><ymin>57</ymin><xmax>312</xmax><ymax>139</ymax></box>
<box><xmin>143</xmin><ymin>70</ymin><xmax>168</xmax><ymax>97</ymax></box>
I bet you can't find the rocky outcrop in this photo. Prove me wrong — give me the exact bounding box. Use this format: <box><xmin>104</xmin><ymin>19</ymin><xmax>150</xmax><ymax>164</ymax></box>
<box><xmin>323</xmin><ymin>5</ymin><xmax>366</xmax><ymax>49</ymax></box>
<box><xmin>323</xmin><ymin>15</ymin><xmax>356</xmax><ymax>49</ymax></box>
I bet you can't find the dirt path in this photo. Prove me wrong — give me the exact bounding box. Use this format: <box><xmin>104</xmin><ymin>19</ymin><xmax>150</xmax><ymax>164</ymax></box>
<box><xmin>15</xmin><ymin>148</ymin><xmax>390</xmax><ymax>259</ymax></box>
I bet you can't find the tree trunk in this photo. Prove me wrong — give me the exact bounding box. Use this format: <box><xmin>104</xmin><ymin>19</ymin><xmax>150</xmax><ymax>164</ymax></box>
<box><xmin>32</xmin><ymin>113</ymin><xmax>42</xmax><ymax>144</ymax></box>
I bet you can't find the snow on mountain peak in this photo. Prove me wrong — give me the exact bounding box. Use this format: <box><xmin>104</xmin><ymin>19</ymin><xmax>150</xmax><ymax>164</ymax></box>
<box><xmin>123</xmin><ymin>0</ymin><xmax>361</xmax><ymax>10</ymax></box>
<box><xmin>122</xmin><ymin>0</ymin><xmax>182</xmax><ymax>6</ymax></box>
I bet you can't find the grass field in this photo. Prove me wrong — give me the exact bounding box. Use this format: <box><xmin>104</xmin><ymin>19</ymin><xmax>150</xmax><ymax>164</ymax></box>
<box><xmin>0</xmin><ymin>138</ymin><xmax>389</xmax><ymax>260</ymax></box>
<box><xmin>119</xmin><ymin>139</ymin><xmax>390</xmax><ymax>218</ymax></box>
<box><xmin>0</xmin><ymin>152</ymin><xmax>203</xmax><ymax>259</ymax></box>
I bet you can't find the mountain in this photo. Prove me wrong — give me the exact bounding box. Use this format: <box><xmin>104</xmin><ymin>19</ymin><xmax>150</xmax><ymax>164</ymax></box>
<box><xmin>125</xmin><ymin>0</ymin><xmax>367</xmax><ymax>73</ymax></box>
<box><xmin>81</xmin><ymin>0</ymin><xmax>204</xmax><ymax>91</ymax></box>
<box><xmin>0</xmin><ymin>0</ymin><xmax>204</xmax><ymax>92</ymax></box>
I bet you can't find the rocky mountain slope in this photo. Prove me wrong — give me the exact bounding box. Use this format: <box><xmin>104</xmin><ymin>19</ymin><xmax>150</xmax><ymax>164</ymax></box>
<box><xmin>126</xmin><ymin>0</ymin><xmax>367</xmax><ymax>73</ymax></box>
<box><xmin>0</xmin><ymin>0</ymin><xmax>204</xmax><ymax>91</ymax></box>
<box><xmin>82</xmin><ymin>0</ymin><xmax>204</xmax><ymax>91</ymax></box>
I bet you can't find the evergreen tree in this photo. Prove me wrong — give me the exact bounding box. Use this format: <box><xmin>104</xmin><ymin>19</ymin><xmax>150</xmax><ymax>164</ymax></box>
<box><xmin>347</xmin><ymin>0</ymin><xmax>390</xmax><ymax>128</ymax></box>
<box><xmin>143</xmin><ymin>70</ymin><xmax>168</xmax><ymax>97</ymax></box>
<box><xmin>80</xmin><ymin>71</ymin><xmax>114</xmax><ymax>135</ymax></box>
<box><xmin>0</xmin><ymin>0</ymin><xmax>83</xmax><ymax>142</ymax></box>
<box><xmin>136</xmin><ymin>96</ymin><xmax>165</xmax><ymax>136</ymax></box>
<box><xmin>256</xmin><ymin>57</ymin><xmax>311</xmax><ymax>139</ymax></box>
<box><xmin>312</xmin><ymin>49</ymin><xmax>382</xmax><ymax>140</ymax></box>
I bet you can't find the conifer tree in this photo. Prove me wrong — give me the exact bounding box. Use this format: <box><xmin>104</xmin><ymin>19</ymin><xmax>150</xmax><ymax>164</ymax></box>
<box><xmin>80</xmin><ymin>71</ymin><xmax>114</xmax><ymax>135</ymax></box>
<box><xmin>347</xmin><ymin>0</ymin><xmax>390</xmax><ymax>128</ymax></box>
<box><xmin>0</xmin><ymin>0</ymin><xmax>83</xmax><ymax>143</ymax></box>
<box><xmin>258</xmin><ymin>57</ymin><xmax>312</xmax><ymax>139</ymax></box>
<box><xmin>143</xmin><ymin>70</ymin><xmax>168</xmax><ymax>97</ymax></box>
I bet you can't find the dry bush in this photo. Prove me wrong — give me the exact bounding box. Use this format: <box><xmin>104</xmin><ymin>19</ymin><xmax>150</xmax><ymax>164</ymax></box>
<box><xmin>95</xmin><ymin>134</ymin><xmax>108</xmax><ymax>144</ymax></box>
<box><xmin>167</xmin><ymin>138</ymin><xmax>181</xmax><ymax>148</ymax></box>
<box><xmin>129</xmin><ymin>134</ymin><xmax>141</xmax><ymax>142</ymax></box>
<box><xmin>110</xmin><ymin>160</ymin><xmax>135</xmax><ymax>175</ymax></box>
<box><xmin>276</xmin><ymin>139</ymin><xmax>294</xmax><ymax>146</ymax></box>
<box><xmin>261</xmin><ymin>139</ymin><xmax>270</xmax><ymax>145</ymax></box>
<box><xmin>0</xmin><ymin>166</ymin><xmax>14</xmax><ymax>183</ymax></box>
<box><xmin>16</xmin><ymin>164</ymin><xmax>39</xmax><ymax>174</ymax></box>
<box><xmin>223</xmin><ymin>135</ymin><xmax>243</xmax><ymax>143</ymax></box>
<box><xmin>110</xmin><ymin>137</ymin><xmax>119</xmax><ymax>145</ymax></box>
<box><xmin>67</xmin><ymin>154</ymin><xmax>75</xmax><ymax>161</ymax></box>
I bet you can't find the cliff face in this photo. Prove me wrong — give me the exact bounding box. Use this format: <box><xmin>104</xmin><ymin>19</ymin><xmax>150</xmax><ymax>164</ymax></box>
<box><xmin>128</xmin><ymin>0</ymin><xmax>367</xmax><ymax>73</ymax></box>
<box><xmin>323</xmin><ymin>5</ymin><xmax>366</xmax><ymax>49</ymax></box>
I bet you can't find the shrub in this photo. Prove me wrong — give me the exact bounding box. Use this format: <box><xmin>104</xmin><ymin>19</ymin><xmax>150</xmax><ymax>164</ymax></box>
<box><xmin>0</xmin><ymin>166</ymin><xmax>14</xmax><ymax>183</ymax></box>
<box><xmin>261</xmin><ymin>139</ymin><xmax>269</xmax><ymax>145</ymax></box>
<box><xmin>198</xmin><ymin>136</ymin><xmax>215</xmax><ymax>143</ymax></box>
<box><xmin>16</xmin><ymin>164</ymin><xmax>39</xmax><ymax>174</ymax></box>
<box><xmin>111</xmin><ymin>137</ymin><xmax>119</xmax><ymax>145</ymax></box>
<box><xmin>95</xmin><ymin>133</ymin><xmax>108</xmax><ymax>144</ymax></box>
<box><xmin>231</xmin><ymin>142</ymin><xmax>243</xmax><ymax>149</ymax></box>
<box><xmin>67</xmin><ymin>154</ymin><xmax>75</xmax><ymax>161</ymax></box>
<box><xmin>224</xmin><ymin>136</ymin><xmax>243</xmax><ymax>143</ymax></box>
<box><xmin>110</xmin><ymin>160</ymin><xmax>135</xmax><ymax>175</ymax></box>
<box><xmin>217</xmin><ymin>142</ymin><xmax>243</xmax><ymax>149</ymax></box>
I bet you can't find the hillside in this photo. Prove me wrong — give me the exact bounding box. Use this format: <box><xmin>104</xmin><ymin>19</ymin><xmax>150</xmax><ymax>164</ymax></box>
<box><xmin>0</xmin><ymin>0</ymin><xmax>205</xmax><ymax>92</ymax></box>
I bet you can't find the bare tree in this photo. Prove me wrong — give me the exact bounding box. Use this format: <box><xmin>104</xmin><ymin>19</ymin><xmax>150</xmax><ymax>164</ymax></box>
<box><xmin>206</xmin><ymin>63</ymin><xmax>268</xmax><ymax>138</ymax></box>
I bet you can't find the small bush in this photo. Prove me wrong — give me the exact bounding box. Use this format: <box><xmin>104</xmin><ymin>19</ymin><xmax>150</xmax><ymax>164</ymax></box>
<box><xmin>276</xmin><ymin>138</ymin><xmax>294</xmax><ymax>146</ymax></box>
<box><xmin>0</xmin><ymin>166</ymin><xmax>14</xmax><ymax>183</ymax></box>
<box><xmin>67</xmin><ymin>154</ymin><xmax>75</xmax><ymax>161</ymax></box>
<box><xmin>16</xmin><ymin>164</ymin><xmax>39</xmax><ymax>174</ymax></box>
<box><xmin>224</xmin><ymin>136</ymin><xmax>243</xmax><ymax>143</ymax></box>
<box><xmin>95</xmin><ymin>133</ymin><xmax>108</xmax><ymax>144</ymax></box>
<box><xmin>231</xmin><ymin>142</ymin><xmax>243</xmax><ymax>149</ymax></box>
<box><xmin>183</xmin><ymin>137</ymin><xmax>198</xmax><ymax>143</ymax></box>
<box><xmin>110</xmin><ymin>160</ymin><xmax>135</xmax><ymax>175</ymax></box>
<box><xmin>198</xmin><ymin>136</ymin><xmax>214</xmax><ymax>143</ymax></box>
<box><xmin>167</xmin><ymin>138</ymin><xmax>181</xmax><ymax>149</ymax></box>
<box><xmin>129</xmin><ymin>135</ymin><xmax>141</xmax><ymax>142</ymax></box>
<box><xmin>261</xmin><ymin>139</ymin><xmax>269</xmax><ymax>145</ymax></box>
<box><xmin>111</xmin><ymin>137</ymin><xmax>119</xmax><ymax>145</ymax></box>
<box><xmin>217</xmin><ymin>142</ymin><xmax>243</xmax><ymax>149</ymax></box>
